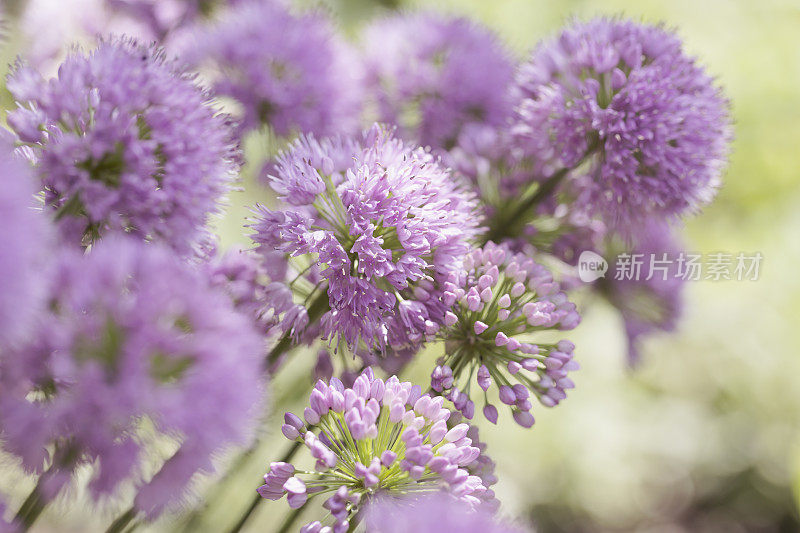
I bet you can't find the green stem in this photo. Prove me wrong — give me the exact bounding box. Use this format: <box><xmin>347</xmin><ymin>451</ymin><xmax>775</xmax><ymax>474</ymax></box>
<box><xmin>227</xmin><ymin>492</ymin><xmax>262</xmax><ymax>533</ymax></box>
<box><xmin>104</xmin><ymin>507</ymin><xmax>138</xmax><ymax>533</ymax></box>
<box><xmin>274</xmin><ymin>506</ymin><xmax>306</xmax><ymax>533</ymax></box>
<box><xmin>225</xmin><ymin>440</ymin><xmax>303</xmax><ymax>533</ymax></box>
<box><xmin>265</xmin><ymin>289</ymin><xmax>330</xmax><ymax>369</ymax></box>
<box><xmin>13</xmin><ymin>470</ymin><xmax>52</xmax><ymax>531</ymax></box>
<box><xmin>483</xmin><ymin>142</ymin><xmax>599</xmax><ymax>245</ymax></box>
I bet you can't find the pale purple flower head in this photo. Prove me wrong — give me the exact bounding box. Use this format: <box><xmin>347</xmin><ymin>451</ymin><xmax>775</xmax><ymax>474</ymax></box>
<box><xmin>363</xmin><ymin>13</ymin><xmax>515</xmax><ymax>150</ymax></box>
<box><xmin>364</xmin><ymin>493</ymin><xmax>531</xmax><ymax>533</ymax></box>
<box><xmin>185</xmin><ymin>0</ymin><xmax>363</xmax><ymax>137</ymax></box>
<box><xmin>433</xmin><ymin>242</ymin><xmax>580</xmax><ymax>428</ymax></box>
<box><xmin>6</xmin><ymin>38</ymin><xmax>238</xmax><ymax>255</ymax></box>
<box><xmin>512</xmin><ymin>17</ymin><xmax>732</xmax><ymax>228</ymax></box>
<box><xmin>604</xmin><ymin>222</ymin><xmax>684</xmax><ymax>366</ymax></box>
<box><xmin>0</xmin><ymin>237</ymin><xmax>266</xmax><ymax>517</ymax></box>
<box><xmin>104</xmin><ymin>0</ymin><xmax>229</xmax><ymax>41</ymax></box>
<box><xmin>260</xmin><ymin>369</ymin><xmax>493</xmax><ymax>532</ymax></box>
<box><xmin>250</xmin><ymin>124</ymin><xmax>480</xmax><ymax>353</ymax></box>
<box><xmin>0</xmin><ymin>136</ymin><xmax>52</xmax><ymax>348</ymax></box>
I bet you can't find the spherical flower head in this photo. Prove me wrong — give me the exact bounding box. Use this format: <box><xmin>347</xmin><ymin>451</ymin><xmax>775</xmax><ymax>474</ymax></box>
<box><xmin>433</xmin><ymin>242</ymin><xmax>580</xmax><ymax>428</ymax></box>
<box><xmin>259</xmin><ymin>369</ymin><xmax>492</xmax><ymax>532</ymax></box>
<box><xmin>604</xmin><ymin>222</ymin><xmax>684</xmax><ymax>366</ymax></box>
<box><xmin>250</xmin><ymin>124</ymin><xmax>481</xmax><ymax>353</ymax></box>
<box><xmin>364</xmin><ymin>493</ymin><xmax>531</xmax><ymax>533</ymax></box>
<box><xmin>0</xmin><ymin>237</ymin><xmax>266</xmax><ymax>517</ymax></box>
<box><xmin>0</xmin><ymin>135</ymin><xmax>52</xmax><ymax>347</ymax></box>
<box><xmin>512</xmin><ymin>17</ymin><xmax>732</xmax><ymax>228</ymax></box>
<box><xmin>362</xmin><ymin>13</ymin><xmax>515</xmax><ymax>150</ymax></box>
<box><xmin>6</xmin><ymin>37</ymin><xmax>238</xmax><ymax>255</ymax></box>
<box><xmin>185</xmin><ymin>0</ymin><xmax>363</xmax><ymax>137</ymax></box>
<box><xmin>104</xmin><ymin>0</ymin><xmax>224</xmax><ymax>41</ymax></box>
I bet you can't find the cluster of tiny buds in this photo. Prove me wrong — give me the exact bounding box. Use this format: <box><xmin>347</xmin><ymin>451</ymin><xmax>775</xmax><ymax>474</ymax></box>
<box><xmin>432</xmin><ymin>243</ymin><xmax>580</xmax><ymax>428</ymax></box>
<box><xmin>258</xmin><ymin>370</ymin><xmax>491</xmax><ymax>532</ymax></box>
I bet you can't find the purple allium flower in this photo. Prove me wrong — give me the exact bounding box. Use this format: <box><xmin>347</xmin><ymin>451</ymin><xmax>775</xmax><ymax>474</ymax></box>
<box><xmin>362</xmin><ymin>13</ymin><xmax>515</xmax><ymax>150</ymax></box>
<box><xmin>203</xmin><ymin>245</ymin><xmax>320</xmax><ymax>360</ymax></box>
<box><xmin>512</xmin><ymin>17</ymin><xmax>732</xmax><ymax>228</ymax></box>
<box><xmin>104</xmin><ymin>0</ymin><xmax>228</xmax><ymax>41</ymax></box>
<box><xmin>204</xmin><ymin>245</ymin><xmax>276</xmax><ymax>336</ymax></box>
<box><xmin>364</xmin><ymin>493</ymin><xmax>530</xmax><ymax>533</ymax></box>
<box><xmin>432</xmin><ymin>242</ymin><xmax>580</xmax><ymax>428</ymax></box>
<box><xmin>185</xmin><ymin>0</ymin><xmax>363</xmax><ymax>137</ymax></box>
<box><xmin>0</xmin><ymin>237</ymin><xmax>266</xmax><ymax>517</ymax></box>
<box><xmin>0</xmin><ymin>136</ymin><xmax>52</xmax><ymax>348</ymax></box>
<box><xmin>6</xmin><ymin>38</ymin><xmax>238</xmax><ymax>255</ymax></box>
<box><xmin>19</xmin><ymin>0</ymin><xmax>159</xmax><ymax>69</ymax></box>
<box><xmin>259</xmin><ymin>369</ymin><xmax>493</xmax><ymax>532</ymax></box>
<box><xmin>603</xmin><ymin>222</ymin><xmax>684</xmax><ymax>366</ymax></box>
<box><xmin>250</xmin><ymin>124</ymin><xmax>480</xmax><ymax>353</ymax></box>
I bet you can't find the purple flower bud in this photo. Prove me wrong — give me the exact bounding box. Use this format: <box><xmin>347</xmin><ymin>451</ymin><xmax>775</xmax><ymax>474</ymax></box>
<box><xmin>498</xmin><ymin>385</ymin><xmax>515</xmax><ymax>405</ymax></box>
<box><xmin>513</xmin><ymin>410</ymin><xmax>535</xmax><ymax>428</ymax></box>
<box><xmin>483</xmin><ymin>404</ymin><xmax>498</xmax><ymax>424</ymax></box>
<box><xmin>282</xmin><ymin>424</ymin><xmax>300</xmax><ymax>440</ymax></box>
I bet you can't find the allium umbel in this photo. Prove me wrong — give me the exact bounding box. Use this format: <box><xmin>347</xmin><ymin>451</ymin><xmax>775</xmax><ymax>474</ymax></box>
<box><xmin>0</xmin><ymin>136</ymin><xmax>51</xmax><ymax>347</ymax></box>
<box><xmin>363</xmin><ymin>13</ymin><xmax>515</xmax><ymax>150</ymax></box>
<box><xmin>186</xmin><ymin>0</ymin><xmax>363</xmax><ymax>137</ymax></box>
<box><xmin>250</xmin><ymin>124</ymin><xmax>480</xmax><ymax>352</ymax></box>
<box><xmin>432</xmin><ymin>243</ymin><xmax>580</xmax><ymax>428</ymax></box>
<box><xmin>512</xmin><ymin>17</ymin><xmax>731</xmax><ymax>227</ymax></box>
<box><xmin>603</xmin><ymin>221</ymin><xmax>684</xmax><ymax>366</ymax></box>
<box><xmin>365</xmin><ymin>493</ymin><xmax>530</xmax><ymax>533</ymax></box>
<box><xmin>7</xmin><ymin>38</ymin><xmax>237</xmax><ymax>254</ymax></box>
<box><xmin>0</xmin><ymin>237</ymin><xmax>265</xmax><ymax>516</ymax></box>
<box><xmin>258</xmin><ymin>370</ymin><xmax>492</xmax><ymax>532</ymax></box>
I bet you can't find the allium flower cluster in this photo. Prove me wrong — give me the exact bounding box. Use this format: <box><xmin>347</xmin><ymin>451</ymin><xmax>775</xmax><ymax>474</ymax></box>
<box><xmin>104</xmin><ymin>0</ymin><xmax>225</xmax><ymax>41</ymax></box>
<box><xmin>365</xmin><ymin>493</ymin><xmax>531</xmax><ymax>533</ymax></box>
<box><xmin>432</xmin><ymin>242</ymin><xmax>580</xmax><ymax>428</ymax></box>
<box><xmin>0</xmin><ymin>136</ymin><xmax>51</xmax><ymax>347</ymax></box>
<box><xmin>603</xmin><ymin>222</ymin><xmax>684</xmax><ymax>366</ymax></box>
<box><xmin>258</xmin><ymin>369</ymin><xmax>491</xmax><ymax>532</ymax></box>
<box><xmin>186</xmin><ymin>0</ymin><xmax>363</xmax><ymax>137</ymax></box>
<box><xmin>7</xmin><ymin>38</ymin><xmax>237</xmax><ymax>254</ymax></box>
<box><xmin>0</xmin><ymin>237</ymin><xmax>265</xmax><ymax>516</ymax></box>
<box><xmin>363</xmin><ymin>13</ymin><xmax>515</xmax><ymax>150</ymax></box>
<box><xmin>512</xmin><ymin>17</ymin><xmax>732</xmax><ymax>227</ymax></box>
<box><xmin>251</xmin><ymin>124</ymin><xmax>480</xmax><ymax>353</ymax></box>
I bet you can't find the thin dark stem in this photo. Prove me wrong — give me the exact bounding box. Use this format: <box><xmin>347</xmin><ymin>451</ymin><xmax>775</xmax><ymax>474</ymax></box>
<box><xmin>483</xmin><ymin>142</ymin><xmax>599</xmax><ymax>245</ymax></box>
<box><xmin>264</xmin><ymin>289</ymin><xmax>330</xmax><ymax>370</ymax></box>
<box><xmin>13</xmin><ymin>470</ymin><xmax>52</xmax><ymax>531</ymax></box>
<box><xmin>225</xmin><ymin>440</ymin><xmax>304</xmax><ymax>533</ymax></box>
<box><xmin>483</xmin><ymin>167</ymin><xmax>570</xmax><ymax>245</ymax></box>
<box><xmin>227</xmin><ymin>492</ymin><xmax>262</xmax><ymax>533</ymax></box>
<box><xmin>179</xmin><ymin>445</ymin><xmax>259</xmax><ymax>533</ymax></box>
<box><xmin>104</xmin><ymin>506</ymin><xmax>138</xmax><ymax>533</ymax></box>
<box><xmin>274</xmin><ymin>506</ymin><xmax>305</xmax><ymax>533</ymax></box>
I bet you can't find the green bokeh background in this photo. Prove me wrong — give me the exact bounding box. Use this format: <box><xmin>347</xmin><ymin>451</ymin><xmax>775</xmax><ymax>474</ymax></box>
<box><xmin>2</xmin><ymin>0</ymin><xmax>799</xmax><ymax>531</ymax></box>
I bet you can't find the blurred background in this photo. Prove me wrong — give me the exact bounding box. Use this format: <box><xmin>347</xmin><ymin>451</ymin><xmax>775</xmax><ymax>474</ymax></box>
<box><xmin>1</xmin><ymin>0</ymin><xmax>799</xmax><ymax>531</ymax></box>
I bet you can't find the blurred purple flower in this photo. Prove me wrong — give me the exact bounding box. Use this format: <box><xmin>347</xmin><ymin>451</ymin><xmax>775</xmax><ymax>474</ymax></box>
<box><xmin>7</xmin><ymin>38</ymin><xmax>238</xmax><ymax>255</ymax></box>
<box><xmin>184</xmin><ymin>0</ymin><xmax>363</xmax><ymax>137</ymax></box>
<box><xmin>363</xmin><ymin>13</ymin><xmax>515</xmax><ymax>150</ymax></box>
<box><xmin>365</xmin><ymin>492</ymin><xmax>531</xmax><ymax>533</ymax></box>
<box><xmin>603</xmin><ymin>222</ymin><xmax>685</xmax><ymax>366</ymax></box>
<box><xmin>0</xmin><ymin>136</ymin><xmax>52</xmax><ymax>348</ymax></box>
<box><xmin>0</xmin><ymin>237</ymin><xmax>266</xmax><ymax>517</ymax></box>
